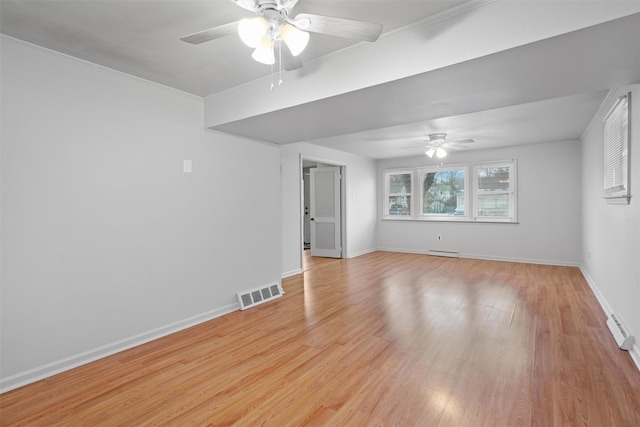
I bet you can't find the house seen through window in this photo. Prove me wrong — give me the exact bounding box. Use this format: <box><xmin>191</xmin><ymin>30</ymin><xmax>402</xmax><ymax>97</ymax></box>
<box><xmin>386</xmin><ymin>170</ymin><xmax>412</xmax><ymax>216</ymax></box>
<box><xmin>421</xmin><ymin>168</ymin><xmax>466</xmax><ymax>217</ymax></box>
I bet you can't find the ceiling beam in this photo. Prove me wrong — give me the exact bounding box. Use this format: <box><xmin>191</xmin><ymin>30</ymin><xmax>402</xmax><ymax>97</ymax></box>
<box><xmin>204</xmin><ymin>0</ymin><xmax>640</xmax><ymax>135</ymax></box>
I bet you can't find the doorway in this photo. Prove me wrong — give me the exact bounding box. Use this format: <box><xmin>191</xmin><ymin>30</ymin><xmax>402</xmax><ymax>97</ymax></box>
<box><xmin>301</xmin><ymin>157</ymin><xmax>346</xmax><ymax>269</ymax></box>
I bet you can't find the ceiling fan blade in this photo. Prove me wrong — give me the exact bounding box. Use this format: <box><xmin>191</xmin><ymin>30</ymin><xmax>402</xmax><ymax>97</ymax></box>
<box><xmin>180</xmin><ymin>21</ymin><xmax>239</xmax><ymax>45</ymax></box>
<box><xmin>449</xmin><ymin>139</ymin><xmax>475</xmax><ymax>144</ymax></box>
<box><xmin>280</xmin><ymin>0</ymin><xmax>300</xmax><ymax>14</ymax></box>
<box><xmin>280</xmin><ymin>45</ymin><xmax>303</xmax><ymax>71</ymax></box>
<box><xmin>231</xmin><ymin>0</ymin><xmax>259</xmax><ymax>12</ymax></box>
<box><xmin>292</xmin><ymin>13</ymin><xmax>383</xmax><ymax>42</ymax></box>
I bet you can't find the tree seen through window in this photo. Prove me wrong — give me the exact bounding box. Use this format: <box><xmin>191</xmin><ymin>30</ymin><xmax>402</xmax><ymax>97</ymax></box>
<box><xmin>422</xmin><ymin>170</ymin><xmax>465</xmax><ymax>215</ymax></box>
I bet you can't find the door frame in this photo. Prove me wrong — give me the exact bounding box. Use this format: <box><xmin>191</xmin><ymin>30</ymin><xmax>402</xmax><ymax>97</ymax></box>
<box><xmin>299</xmin><ymin>155</ymin><xmax>347</xmax><ymax>265</ymax></box>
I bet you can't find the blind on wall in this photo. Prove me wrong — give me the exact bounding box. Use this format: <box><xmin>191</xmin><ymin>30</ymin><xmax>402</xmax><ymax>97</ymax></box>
<box><xmin>603</xmin><ymin>94</ymin><xmax>629</xmax><ymax>195</ymax></box>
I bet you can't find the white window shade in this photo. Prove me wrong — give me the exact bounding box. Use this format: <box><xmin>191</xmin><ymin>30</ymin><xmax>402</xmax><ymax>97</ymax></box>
<box><xmin>603</xmin><ymin>93</ymin><xmax>630</xmax><ymax>203</ymax></box>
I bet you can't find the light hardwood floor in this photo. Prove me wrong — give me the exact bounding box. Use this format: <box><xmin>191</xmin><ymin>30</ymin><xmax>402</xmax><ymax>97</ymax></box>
<box><xmin>2</xmin><ymin>252</ymin><xmax>640</xmax><ymax>425</ymax></box>
<box><xmin>302</xmin><ymin>249</ymin><xmax>341</xmax><ymax>272</ymax></box>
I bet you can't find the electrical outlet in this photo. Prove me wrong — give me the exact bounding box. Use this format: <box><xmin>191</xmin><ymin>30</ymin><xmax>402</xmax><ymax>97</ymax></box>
<box><xmin>437</xmin><ymin>235</ymin><xmax>442</xmax><ymax>241</ymax></box>
<box><xmin>183</xmin><ymin>159</ymin><xmax>192</xmax><ymax>173</ymax></box>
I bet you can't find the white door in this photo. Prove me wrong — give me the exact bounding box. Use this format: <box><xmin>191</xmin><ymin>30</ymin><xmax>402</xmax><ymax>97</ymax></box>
<box><xmin>310</xmin><ymin>166</ymin><xmax>342</xmax><ymax>258</ymax></box>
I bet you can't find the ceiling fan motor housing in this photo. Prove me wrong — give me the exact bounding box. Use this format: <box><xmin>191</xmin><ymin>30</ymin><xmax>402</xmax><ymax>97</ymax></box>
<box><xmin>429</xmin><ymin>133</ymin><xmax>447</xmax><ymax>144</ymax></box>
<box><xmin>257</xmin><ymin>1</ymin><xmax>292</xmax><ymax>37</ymax></box>
<box><xmin>259</xmin><ymin>3</ymin><xmax>286</xmax><ymax>20</ymax></box>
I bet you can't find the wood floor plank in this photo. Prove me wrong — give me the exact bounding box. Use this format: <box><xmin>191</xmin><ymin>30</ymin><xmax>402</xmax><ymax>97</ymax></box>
<box><xmin>2</xmin><ymin>252</ymin><xmax>640</xmax><ymax>426</ymax></box>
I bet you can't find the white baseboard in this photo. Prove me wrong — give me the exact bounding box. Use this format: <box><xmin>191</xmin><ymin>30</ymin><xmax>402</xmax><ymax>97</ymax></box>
<box><xmin>376</xmin><ymin>247</ymin><xmax>579</xmax><ymax>267</ymax></box>
<box><xmin>281</xmin><ymin>268</ymin><xmax>303</xmax><ymax>279</ymax></box>
<box><xmin>346</xmin><ymin>248</ymin><xmax>377</xmax><ymax>259</ymax></box>
<box><xmin>0</xmin><ymin>303</ymin><xmax>238</xmax><ymax>394</ymax></box>
<box><xmin>579</xmin><ymin>266</ymin><xmax>640</xmax><ymax>372</ymax></box>
<box><xmin>377</xmin><ymin>247</ymin><xmax>429</xmax><ymax>256</ymax></box>
<box><xmin>459</xmin><ymin>252</ymin><xmax>580</xmax><ymax>267</ymax></box>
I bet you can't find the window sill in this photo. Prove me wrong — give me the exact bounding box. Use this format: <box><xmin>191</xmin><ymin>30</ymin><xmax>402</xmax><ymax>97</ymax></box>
<box><xmin>382</xmin><ymin>217</ymin><xmax>518</xmax><ymax>224</ymax></box>
<box><xmin>604</xmin><ymin>195</ymin><xmax>631</xmax><ymax>205</ymax></box>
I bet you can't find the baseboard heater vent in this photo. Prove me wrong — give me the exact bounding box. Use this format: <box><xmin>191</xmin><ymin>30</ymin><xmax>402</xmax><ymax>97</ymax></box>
<box><xmin>427</xmin><ymin>250</ymin><xmax>459</xmax><ymax>258</ymax></box>
<box><xmin>606</xmin><ymin>313</ymin><xmax>635</xmax><ymax>350</ymax></box>
<box><xmin>237</xmin><ymin>283</ymin><xmax>283</xmax><ymax>310</ymax></box>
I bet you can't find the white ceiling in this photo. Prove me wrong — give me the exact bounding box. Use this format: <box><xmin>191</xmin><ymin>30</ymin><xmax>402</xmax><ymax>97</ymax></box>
<box><xmin>0</xmin><ymin>0</ymin><xmax>467</xmax><ymax>96</ymax></box>
<box><xmin>2</xmin><ymin>0</ymin><xmax>639</xmax><ymax>159</ymax></box>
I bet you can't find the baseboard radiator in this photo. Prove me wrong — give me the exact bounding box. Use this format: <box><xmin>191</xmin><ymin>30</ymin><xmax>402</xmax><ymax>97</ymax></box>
<box><xmin>606</xmin><ymin>313</ymin><xmax>635</xmax><ymax>350</ymax></box>
<box><xmin>237</xmin><ymin>283</ymin><xmax>283</xmax><ymax>310</ymax></box>
<box><xmin>428</xmin><ymin>250</ymin><xmax>459</xmax><ymax>258</ymax></box>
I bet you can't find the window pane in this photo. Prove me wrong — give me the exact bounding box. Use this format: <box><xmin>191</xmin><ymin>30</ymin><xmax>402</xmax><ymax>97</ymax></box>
<box><xmin>388</xmin><ymin>196</ymin><xmax>411</xmax><ymax>215</ymax></box>
<box><xmin>422</xmin><ymin>170</ymin><xmax>465</xmax><ymax>215</ymax></box>
<box><xmin>477</xmin><ymin>167</ymin><xmax>510</xmax><ymax>191</ymax></box>
<box><xmin>476</xmin><ymin>166</ymin><xmax>511</xmax><ymax>217</ymax></box>
<box><xmin>604</xmin><ymin>95</ymin><xmax>628</xmax><ymax>194</ymax></box>
<box><xmin>389</xmin><ymin>173</ymin><xmax>412</xmax><ymax>194</ymax></box>
<box><xmin>477</xmin><ymin>194</ymin><xmax>510</xmax><ymax>217</ymax></box>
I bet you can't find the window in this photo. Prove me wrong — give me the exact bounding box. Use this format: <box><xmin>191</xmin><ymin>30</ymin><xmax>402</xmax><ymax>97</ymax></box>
<box><xmin>419</xmin><ymin>166</ymin><xmax>468</xmax><ymax>219</ymax></box>
<box><xmin>384</xmin><ymin>169</ymin><xmax>413</xmax><ymax>217</ymax></box>
<box><xmin>603</xmin><ymin>93</ymin><xmax>630</xmax><ymax>204</ymax></box>
<box><xmin>473</xmin><ymin>161</ymin><xmax>516</xmax><ymax>221</ymax></box>
<box><xmin>383</xmin><ymin>159</ymin><xmax>517</xmax><ymax>223</ymax></box>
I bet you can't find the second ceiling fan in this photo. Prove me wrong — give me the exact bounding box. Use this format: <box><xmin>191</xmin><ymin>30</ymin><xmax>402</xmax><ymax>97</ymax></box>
<box><xmin>180</xmin><ymin>0</ymin><xmax>383</xmax><ymax>70</ymax></box>
<box><xmin>401</xmin><ymin>133</ymin><xmax>475</xmax><ymax>158</ymax></box>
<box><xmin>424</xmin><ymin>133</ymin><xmax>474</xmax><ymax>158</ymax></box>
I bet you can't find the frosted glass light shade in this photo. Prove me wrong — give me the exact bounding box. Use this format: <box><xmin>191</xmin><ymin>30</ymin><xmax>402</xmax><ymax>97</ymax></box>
<box><xmin>426</xmin><ymin>147</ymin><xmax>447</xmax><ymax>158</ymax></box>
<box><xmin>252</xmin><ymin>38</ymin><xmax>275</xmax><ymax>64</ymax></box>
<box><xmin>238</xmin><ymin>17</ymin><xmax>268</xmax><ymax>48</ymax></box>
<box><xmin>280</xmin><ymin>24</ymin><xmax>309</xmax><ymax>56</ymax></box>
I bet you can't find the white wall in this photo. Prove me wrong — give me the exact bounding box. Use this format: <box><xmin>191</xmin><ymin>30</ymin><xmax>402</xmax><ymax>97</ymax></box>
<box><xmin>280</xmin><ymin>143</ymin><xmax>377</xmax><ymax>277</ymax></box>
<box><xmin>0</xmin><ymin>37</ymin><xmax>281</xmax><ymax>391</ymax></box>
<box><xmin>581</xmin><ymin>84</ymin><xmax>640</xmax><ymax>367</ymax></box>
<box><xmin>377</xmin><ymin>140</ymin><xmax>582</xmax><ymax>265</ymax></box>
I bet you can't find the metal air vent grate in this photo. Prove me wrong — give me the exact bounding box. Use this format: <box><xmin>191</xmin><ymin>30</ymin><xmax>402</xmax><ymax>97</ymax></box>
<box><xmin>237</xmin><ymin>283</ymin><xmax>284</xmax><ymax>310</ymax></box>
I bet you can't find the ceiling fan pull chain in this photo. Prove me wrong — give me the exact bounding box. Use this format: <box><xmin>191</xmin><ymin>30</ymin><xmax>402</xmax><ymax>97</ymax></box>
<box><xmin>278</xmin><ymin>40</ymin><xmax>283</xmax><ymax>86</ymax></box>
<box><xmin>270</xmin><ymin>61</ymin><xmax>274</xmax><ymax>90</ymax></box>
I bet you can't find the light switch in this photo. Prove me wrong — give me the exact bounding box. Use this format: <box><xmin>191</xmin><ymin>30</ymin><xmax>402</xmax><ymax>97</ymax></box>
<box><xmin>183</xmin><ymin>159</ymin><xmax>192</xmax><ymax>173</ymax></box>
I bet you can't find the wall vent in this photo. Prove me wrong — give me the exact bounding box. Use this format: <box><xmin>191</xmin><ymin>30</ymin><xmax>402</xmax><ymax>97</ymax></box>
<box><xmin>237</xmin><ymin>283</ymin><xmax>283</xmax><ymax>310</ymax></box>
<box><xmin>606</xmin><ymin>313</ymin><xmax>635</xmax><ymax>350</ymax></box>
<box><xmin>428</xmin><ymin>250</ymin><xmax>459</xmax><ymax>258</ymax></box>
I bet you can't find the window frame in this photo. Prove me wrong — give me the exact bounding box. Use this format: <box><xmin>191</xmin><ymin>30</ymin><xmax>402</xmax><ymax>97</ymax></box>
<box><xmin>472</xmin><ymin>160</ymin><xmax>517</xmax><ymax>222</ymax></box>
<box><xmin>418</xmin><ymin>164</ymin><xmax>469</xmax><ymax>221</ymax></box>
<box><xmin>603</xmin><ymin>92</ymin><xmax>631</xmax><ymax>204</ymax></box>
<box><xmin>383</xmin><ymin>169</ymin><xmax>414</xmax><ymax>219</ymax></box>
<box><xmin>382</xmin><ymin>159</ymin><xmax>518</xmax><ymax>224</ymax></box>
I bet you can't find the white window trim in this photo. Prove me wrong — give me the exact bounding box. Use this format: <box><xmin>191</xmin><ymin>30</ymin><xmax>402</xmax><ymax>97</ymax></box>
<box><xmin>383</xmin><ymin>169</ymin><xmax>414</xmax><ymax>219</ymax></box>
<box><xmin>418</xmin><ymin>164</ymin><xmax>469</xmax><ymax>221</ymax></box>
<box><xmin>603</xmin><ymin>92</ymin><xmax>631</xmax><ymax>204</ymax></box>
<box><xmin>472</xmin><ymin>160</ymin><xmax>517</xmax><ymax>223</ymax></box>
<box><xmin>383</xmin><ymin>160</ymin><xmax>518</xmax><ymax>224</ymax></box>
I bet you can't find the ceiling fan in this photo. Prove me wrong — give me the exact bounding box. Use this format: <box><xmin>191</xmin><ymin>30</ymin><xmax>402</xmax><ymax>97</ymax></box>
<box><xmin>180</xmin><ymin>0</ymin><xmax>383</xmax><ymax>70</ymax></box>
<box><xmin>403</xmin><ymin>133</ymin><xmax>475</xmax><ymax>158</ymax></box>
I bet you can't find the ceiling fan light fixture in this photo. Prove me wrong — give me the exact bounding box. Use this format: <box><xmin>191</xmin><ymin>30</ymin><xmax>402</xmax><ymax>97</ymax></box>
<box><xmin>238</xmin><ymin>17</ymin><xmax>269</xmax><ymax>48</ymax></box>
<box><xmin>436</xmin><ymin>147</ymin><xmax>447</xmax><ymax>158</ymax></box>
<box><xmin>251</xmin><ymin>37</ymin><xmax>275</xmax><ymax>64</ymax></box>
<box><xmin>425</xmin><ymin>147</ymin><xmax>436</xmax><ymax>158</ymax></box>
<box><xmin>280</xmin><ymin>23</ymin><xmax>309</xmax><ymax>56</ymax></box>
<box><xmin>429</xmin><ymin>133</ymin><xmax>447</xmax><ymax>144</ymax></box>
